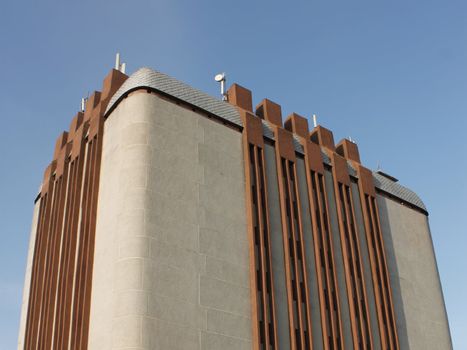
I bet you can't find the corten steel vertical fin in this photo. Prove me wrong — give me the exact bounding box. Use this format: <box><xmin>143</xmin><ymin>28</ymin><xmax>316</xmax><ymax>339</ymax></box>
<box><xmin>256</xmin><ymin>99</ymin><xmax>283</xmax><ymax>127</ymax></box>
<box><xmin>23</xmin><ymin>67</ymin><xmax>128</xmax><ymax>350</ymax></box>
<box><xmin>55</xmin><ymin>123</ymin><xmax>87</xmax><ymax>350</ymax></box>
<box><xmin>310</xmin><ymin>126</ymin><xmax>335</xmax><ymax>152</ymax></box>
<box><xmin>68</xmin><ymin>112</ymin><xmax>84</xmax><ymax>140</ymax></box>
<box><xmin>286</xmin><ymin>114</ymin><xmax>344</xmax><ymax>350</ymax></box>
<box><xmin>355</xmin><ymin>164</ymin><xmax>400</xmax><ymax>350</ymax></box>
<box><xmin>25</xmin><ymin>160</ymin><xmax>56</xmax><ymax>350</ymax></box>
<box><xmin>70</xmin><ymin>109</ymin><xmax>103</xmax><ymax>350</ymax></box>
<box><xmin>331</xmin><ymin>153</ymin><xmax>374</xmax><ymax>350</ymax></box>
<box><xmin>83</xmin><ymin>91</ymin><xmax>101</xmax><ymax>122</ymax></box>
<box><xmin>227</xmin><ymin>83</ymin><xmax>253</xmax><ymax>112</ymax></box>
<box><xmin>336</xmin><ymin>139</ymin><xmax>361</xmax><ymax>164</ymax></box>
<box><xmin>80</xmin><ymin>113</ymin><xmax>104</xmax><ymax>349</ymax></box>
<box><xmin>239</xmin><ymin>104</ymin><xmax>279</xmax><ymax>349</ymax></box>
<box><xmin>37</xmin><ymin>176</ymin><xmax>60</xmax><ymax>349</ymax></box>
<box><xmin>23</xmin><ymin>195</ymin><xmax>43</xmax><ymax>350</ymax></box>
<box><xmin>100</xmin><ymin>68</ymin><xmax>128</xmax><ymax>110</ymax></box>
<box><xmin>41</xmin><ymin>142</ymin><xmax>72</xmax><ymax>350</ymax></box>
<box><xmin>273</xmin><ymin>125</ymin><xmax>314</xmax><ymax>350</ymax></box>
<box><xmin>52</xmin><ymin>137</ymin><xmax>75</xmax><ymax>349</ymax></box>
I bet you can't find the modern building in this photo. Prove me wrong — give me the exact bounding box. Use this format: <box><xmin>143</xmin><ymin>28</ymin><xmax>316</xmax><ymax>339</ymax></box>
<box><xmin>18</xmin><ymin>65</ymin><xmax>452</xmax><ymax>350</ymax></box>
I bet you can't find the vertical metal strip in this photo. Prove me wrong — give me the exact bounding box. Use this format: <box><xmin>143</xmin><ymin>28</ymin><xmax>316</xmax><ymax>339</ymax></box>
<box><xmin>333</xmin><ymin>182</ymin><xmax>359</xmax><ymax>348</ymax></box>
<box><xmin>360</xmin><ymin>192</ymin><xmax>389</xmax><ymax>349</ymax></box>
<box><xmin>73</xmin><ymin>136</ymin><xmax>96</xmax><ymax>349</ymax></box>
<box><xmin>344</xmin><ymin>185</ymin><xmax>373</xmax><ymax>349</ymax></box>
<box><xmin>316</xmin><ymin>172</ymin><xmax>344</xmax><ymax>349</ymax></box>
<box><xmin>30</xmin><ymin>177</ymin><xmax>55</xmax><ymax>349</ymax></box>
<box><xmin>244</xmin><ymin>142</ymin><xmax>261</xmax><ymax>350</ymax></box>
<box><xmin>370</xmin><ymin>197</ymin><xmax>399</xmax><ymax>349</ymax></box>
<box><xmin>331</xmin><ymin>153</ymin><xmax>375</xmax><ymax>349</ymax></box>
<box><xmin>258</xmin><ymin>147</ymin><xmax>279</xmax><ymax>349</ymax></box>
<box><xmin>253</xmin><ymin>146</ymin><xmax>272</xmax><ymax>349</ymax></box>
<box><xmin>61</xmin><ymin>148</ymin><xmax>86</xmax><ymax>349</ymax></box>
<box><xmin>38</xmin><ymin>177</ymin><xmax>63</xmax><ymax>349</ymax></box>
<box><xmin>43</xmin><ymin>174</ymin><xmax>67</xmax><ymax>349</ymax></box>
<box><xmin>40</xmin><ymin>178</ymin><xmax>61</xmax><ymax>348</ymax></box>
<box><xmin>43</xmin><ymin>147</ymin><xmax>71</xmax><ymax>350</ymax></box>
<box><xmin>273</xmin><ymin>126</ymin><xmax>316</xmax><ymax>350</ymax></box>
<box><xmin>24</xmin><ymin>193</ymin><xmax>47</xmax><ymax>349</ymax></box>
<box><xmin>319</xmin><ymin>174</ymin><xmax>345</xmax><ymax>349</ymax></box>
<box><xmin>54</xmin><ymin>158</ymin><xmax>76</xmax><ymax>349</ymax></box>
<box><xmin>284</xmin><ymin>162</ymin><xmax>306</xmax><ymax>348</ymax></box>
<box><xmin>276</xmin><ymin>157</ymin><xmax>298</xmax><ymax>350</ymax></box>
<box><xmin>299</xmin><ymin>137</ymin><xmax>344</xmax><ymax>350</ymax></box>
<box><xmin>368</xmin><ymin>196</ymin><xmax>393</xmax><ymax>348</ymax></box>
<box><xmin>356</xmin><ymin>164</ymin><xmax>400</xmax><ymax>350</ymax></box>
<box><xmin>80</xmin><ymin>132</ymin><xmax>104</xmax><ymax>348</ymax></box>
<box><xmin>75</xmin><ymin>139</ymin><xmax>95</xmax><ymax>349</ymax></box>
<box><xmin>341</xmin><ymin>185</ymin><xmax>365</xmax><ymax>348</ymax></box>
<box><xmin>319</xmin><ymin>175</ymin><xmax>340</xmax><ymax>349</ymax></box>
<box><xmin>70</xmin><ymin>138</ymin><xmax>93</xmax><ymax>349</ymax></box>
<box><xmin>308</xmin><ymin>171</ymin><xmax>330</xmax><ymax>348</ymax></box>
<box><xmin>241</xmin><ymin>110</ymin><xmax>279</xmax><ymax>350</ymax></box>
<box><xmin>290</xmin><ymin>163</ymin><xmax>314</xmax><ymax>349</ymax></box>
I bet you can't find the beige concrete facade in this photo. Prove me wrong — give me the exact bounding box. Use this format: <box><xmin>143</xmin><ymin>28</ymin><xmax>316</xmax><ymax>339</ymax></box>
<box><xmin>88</xmin><ymin>92</ymin><xmax>251</xmax><ymax>350</ymax></box>
<box><xmin>377</xmin><ymin>195</ymin><xmax>452</xmax><ymax>350</ymax></box>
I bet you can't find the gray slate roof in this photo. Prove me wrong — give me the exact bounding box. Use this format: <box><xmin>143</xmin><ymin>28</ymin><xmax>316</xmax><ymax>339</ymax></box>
<box><xmin>105</xmin><ymin>67</ymin><xmax>427</xmax><ymax>213</ymax></box>
<box><xmin>106</xmin><ymin>67</ymin><xmax>242</xmax><ymax>125</ymax></box>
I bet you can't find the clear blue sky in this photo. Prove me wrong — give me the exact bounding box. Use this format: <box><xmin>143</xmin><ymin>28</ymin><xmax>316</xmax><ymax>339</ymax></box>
<box><xmin>1</xmin><ymin>0</ymin><xmax>466</xmax><ymax>348</ymax></box>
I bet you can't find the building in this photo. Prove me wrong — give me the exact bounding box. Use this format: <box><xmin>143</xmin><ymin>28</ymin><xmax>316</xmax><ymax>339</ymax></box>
<box><xmin>17</xmin><ymin>65</ymin><xmax>452</xmax><ymax>350</ymax></box>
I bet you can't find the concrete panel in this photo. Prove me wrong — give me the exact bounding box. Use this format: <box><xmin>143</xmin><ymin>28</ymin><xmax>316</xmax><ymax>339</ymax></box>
<box><xmin>206</xmin><ymin>309</ymin><xmax>252</xmax><ymax>340</ymax></box>
<box><xmin>205</xmin><ymin>256</ymin><xmax>249</xmax><ymax>288</ymax></box>
<box><xmin>296</xmin><ymin>158</ymin><xmax>324</xmax><ymax>350</ymax></box>
<box><xmin>350</xmin><ymin>182</ymin><xmax>381</xmax><ymax>349</ymax></box>
<box><xmin>114</xmin><ymin>290</ymin><xmax>148</xmax><ymax>317</ymax></box>
<box><xmin>199</xmin><ymin>227</ymin><xmax>249</xmax><ymax>266</ymax></box>
<box><xmin>17</xmin><ymin>198</ymin><xmax>41</xmax><ymax>350</ymax></box>
<box><xmin>200</xmin><ymin>276</ymin><xmax>250</xmax><ymax>316</ymax></box>
<box><xmin>324</xmin><ymin>170</ymin><xmax>354</xmax><ymax>350</ymax></box>
<box><xmin>142</xmin><ymin>317</ymin><xmax>199</xmax><ymax>350</ymax></box>
<box><xmin>377</xmin><ymin>195</ymin><xmax>452</xmax><ymax>350</ymax></box>
<box><xmin>148</xmin><ymin>293</ymin><xmax>206</xmax><ymax>330</ymax></box>
<box><xmin>112</xmin><ymin>316</ymin><xmax>142</xmax><ymax>348</ymax></box>
<box><xmin>88</xmin><ymin>92</ymin><xmax>251</xmax><ymax>349</ymax></box>
<box><xmin>201</xmin><ymin>331</ymin><xmax>251</xmax><ymax>350</ymax></box>
<box><xmin>264</xmin><ymin>144</ymin><xmax>291</xmax><ymax>349</ymax></box>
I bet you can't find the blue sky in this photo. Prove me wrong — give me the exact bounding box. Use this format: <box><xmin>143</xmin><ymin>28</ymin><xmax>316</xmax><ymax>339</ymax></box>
<box><xmin>1</xmin><ymin>0</ymin><xmax>466</xmax><ymax>348</ymax></box>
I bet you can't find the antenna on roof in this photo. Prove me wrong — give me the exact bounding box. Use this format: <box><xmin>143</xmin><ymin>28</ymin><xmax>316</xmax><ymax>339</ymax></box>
<box><xmin>214</xmin><ymin>73</ymin><xmax>227</xmax><ymax>101</ymax></box>
<box><xmin>312</xmin><ymin>114</ymin><xmax>318</xmax><ymax>128</ymax></box>
<box><xmin>80</xmin><ymin>97</ymin><xmax>87</xmax><ymax>112</ymax></box>
<box><xmin>348</xmin><ymin>136</ymin><xmax>354</xmax><ymax>143</ymax></box>
<box><xmin>115</xmin><ymin>52</ymin><xmax>126</xmax><ymax>73</ymax></box>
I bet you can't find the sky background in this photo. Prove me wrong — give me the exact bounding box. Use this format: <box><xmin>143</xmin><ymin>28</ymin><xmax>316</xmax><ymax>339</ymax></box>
<box><xmin>1</xmin><ymin>0</ymin><xmax>466</xmax><ymax>348</ymax></box>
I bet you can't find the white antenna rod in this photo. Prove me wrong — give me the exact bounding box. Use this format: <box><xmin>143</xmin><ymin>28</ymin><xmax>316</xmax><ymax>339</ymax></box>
<box><xmin>349</xmin><ymin>136</ymin><xmax>353</xmax><ymax>142</ymax></box>
<box><xmin>214</xmin><ymin>73</ymin><xmax>227</xmax><ymax>101</ymax></box>
<box><xmin>115</xmin><ymin>52</ymin><xmax>126</xmax><ymax>73</ymax></box>
<box><xmin>115</xmin><ymin>53</ymin><xmax>121</xmax><ymax>70</ymax></box>
<box><xmin>81</xmin><ymin>98</ymin><xmax>86</xmax><ymax>112</ymax></box>
<box><xmin>312</xmin><ymin>114</ymin><xmax>317</xmax><ymax>127</ymax></box>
